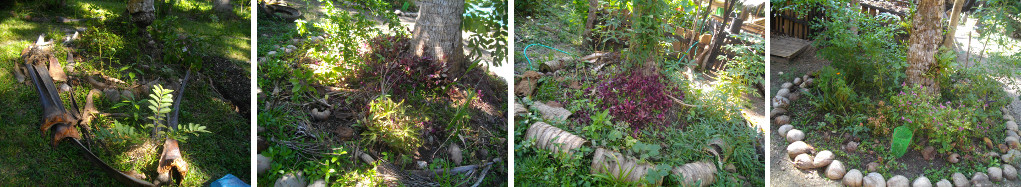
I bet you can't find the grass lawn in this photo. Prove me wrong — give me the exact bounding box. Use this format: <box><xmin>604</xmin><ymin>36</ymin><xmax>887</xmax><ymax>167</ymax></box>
<box><xmin>0</xmin><ymin>0</ymin><xmax>250</xmax><ymax>185</ymax></box>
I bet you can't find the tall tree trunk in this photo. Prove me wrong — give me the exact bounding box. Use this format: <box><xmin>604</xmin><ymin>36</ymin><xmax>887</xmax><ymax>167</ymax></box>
<box><xmin>412</xmin><ymin>0</ymin><xmax>466</xmax><ymax>76</ymax></box>
<box><xmin>582</xmin><ymin>0</ymin><xmax>598</xmax><ymax>49</ymax></box>
<box><xmin>943</xmin><ymin>0</ymin><xmax>966</xmax><ymax>49</ymax></box>
<box><xmin>213</xmin><ymin>0</ymin><xmax>232</xmax><ymax>14</ymax></box>
<box><xmin>906</xmin><ymin>0</ymin><xmax>943</xmax><ymax>94</ymax></box>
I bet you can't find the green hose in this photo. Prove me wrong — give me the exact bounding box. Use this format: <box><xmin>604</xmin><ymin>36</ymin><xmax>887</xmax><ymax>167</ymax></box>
<box><xmin>523</xmin><ymin>43</ymin><xmax>575</xmax><ymax>71</ymax></box>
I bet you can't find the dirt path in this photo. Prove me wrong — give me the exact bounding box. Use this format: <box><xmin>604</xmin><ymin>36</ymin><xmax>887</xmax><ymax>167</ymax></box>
<box><xmin>950</xmin><ymin>16</ymin><xmax>1021</xmax><ymax>123</ymax></box>
<box><xmin>768</xmin><ymin>41</ymin><xmax>841</xmax><ymax>186</ymax></box>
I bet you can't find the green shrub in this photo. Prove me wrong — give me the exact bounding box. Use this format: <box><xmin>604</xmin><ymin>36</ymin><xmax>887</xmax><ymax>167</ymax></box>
<box><xmin>811</xmin><ymin>67</ymin><xmax>858</xmax><ymax>114</ymax></box>
<box><xmin>890</xmin><ymin>83</ymin><xmax>972</xmax><ymax>153</ymax></box>
<box><xmin>360</xmin><ymin>95</ymin><xmax>423</xmax><ymax>153</ymax></box>
<box><xmin>812</xmin><ymin>4</ymin><xmax>907</xmax><ymax>94</ymax></box>
<box><xmin>717</xmin><ymin>33</ymin><xmax>765</xmax><ymax>99</ymax></box>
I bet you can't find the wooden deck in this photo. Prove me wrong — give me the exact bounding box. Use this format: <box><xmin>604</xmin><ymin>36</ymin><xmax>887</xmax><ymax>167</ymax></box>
<box><xmin>770</xmin><ymin>36</ymin><xmax>810</xmax><ymax>59</ymax></box>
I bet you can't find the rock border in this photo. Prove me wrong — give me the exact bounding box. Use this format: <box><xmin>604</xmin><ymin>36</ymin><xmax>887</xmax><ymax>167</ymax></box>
<box><xmin>772</xmin><ymin>73</ymin><xmax>1020</xmax><ymax>187</ymax></box>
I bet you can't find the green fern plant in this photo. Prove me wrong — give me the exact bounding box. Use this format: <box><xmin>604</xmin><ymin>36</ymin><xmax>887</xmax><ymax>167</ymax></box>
<box><xmin>146</xmin><ymin>84</ymin><xmax>210</xmax><ymax>143</ymax></box>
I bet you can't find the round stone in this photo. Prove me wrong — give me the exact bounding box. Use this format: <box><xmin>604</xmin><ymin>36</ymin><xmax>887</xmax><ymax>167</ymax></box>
<box><xmin>863</xmin><ymin>172</ymin><xmax>886</xmax><ymax>187</ymax></box>
<box><xmin>989</xmin><ymin>167</ymin><xmax>1003</xmax><ymax>182</ymax></box>
<box><xmin>844</xmin><ymin>169</ymin><xmax>864</xmax><ymax>187</ymax></box>
<box><xmin>786</xmin><ymin>129</ymin><xmax>805</xmax><ymax>143</ymax></box>
<box><xmin>912</xmin><ymin>175</ymin><xmax>932</xmax><ymax>187</ymax></box>
<box><xmin>826</xmin><ymin>160</ymin><xmax>846</xmax><ymax>180</ymax></box>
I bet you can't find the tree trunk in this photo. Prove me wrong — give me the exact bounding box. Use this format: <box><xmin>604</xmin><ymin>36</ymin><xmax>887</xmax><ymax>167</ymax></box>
<box><xmin>582</xmin><ymin>0</ymin><xmax>598</xmax><ymax>49</ymax></box>
<box><xmin>630</xmin><ymin>0</ymin><xmax>664</xmax><ymax>75</ymax></box>
<box><xmin>699</xmin><ymin>0</ymin><xmax>735</xmax><ymax>70</ymax></box>
<box><xmin>906</xmin><ymin>0</ymin><xmax>943</xmax><ymax>94</ymax></box>
<box><xmin>943</xmin><ymin>0</ymin><xmax>966</xmax><ymax>49</ymax></box>
<box><xmin>127</xmin><ymin>0</ymin><xmax>155</xmax><ymax>28</ymax></box>
<box><xmin>213</xmin><ymin>0</ymin><xmax>232</xmax><ymax>14</ymax></box>
<box><xmin>411</xmin><ymin>0</ymin><xmax>466</xmax><ymax>77</ymax></box>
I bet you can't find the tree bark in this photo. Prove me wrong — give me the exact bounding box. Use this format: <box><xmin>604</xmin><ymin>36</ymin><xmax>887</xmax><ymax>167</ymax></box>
<box><xmin>127</xmin><ymin>0</ymin><xmax>155</xmax><ymax>28</ymax></box>
<box><xmin>213</xmin><ymin>0</ymin><xmax>232</xmax><ymax>14</ymax></box>
<box><xmin>906</xmin><ymin>0</ymin><xmax>943</xmax><ymax>95</ymax></box>
<box><xmin>582</xmin><ymin>0</ymin><xmax>598</xmax><ymax>49</ymax></box>
<box><xmin>943</xmin><ymin>0</ymin><xmax>966</xmax><ymax>49</ymax></box>
<box><xmin>411</xmin><ymin>0</ymin><xmax>466</xmax><ymax>77</ymax></box>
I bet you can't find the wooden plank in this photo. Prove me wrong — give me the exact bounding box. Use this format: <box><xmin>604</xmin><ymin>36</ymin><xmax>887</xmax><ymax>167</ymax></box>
<box><xmin>769</xmin><ymin>36</ymin><xmax>811</xmax><ymax>59</ymax></box>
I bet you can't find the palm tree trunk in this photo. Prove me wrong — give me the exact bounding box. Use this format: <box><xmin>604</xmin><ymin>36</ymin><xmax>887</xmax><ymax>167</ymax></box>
<box><xmin>906</xmin><ymin>0</ymin><xmax>944</xmax><ymax>94</ymax></box>
<box><xmin>411</xmin><ymin>0</ymin><xmax>466</xmax><ymax>76</ymax></box>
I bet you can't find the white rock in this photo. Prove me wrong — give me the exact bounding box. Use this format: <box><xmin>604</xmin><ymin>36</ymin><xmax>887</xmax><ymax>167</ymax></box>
<box><xmin>952</xmin><ymin>172</ymin><xmax>968</xmax><ymax>187</ymax></box>
<box><xmin>771</xmin><ymin>108</ymin><xmax>788</xmax><ymax>117</ymax></box>
<box><xmin>450</xmin><ymin>144</ymin><xmax>463</xmax><ymax>165</ymax></box>
<box><xmin>1007</xmin><ymin>136</ymin><xmax>1019</xmax><ymax>149</ymax></box>
<box><xmin>786</xmin><ymin>129</ymin><xmax>805</xmax><ymax>143</ymax></box>
<box><xmin>787</xmin><ymin>141</ymin><xmax>815</xmax><ymax>159</ymax></box>
<box><xmin>794</xmin><ymin>153</ymin><xmax>815</xmax><ymax>169</ymax></box>
<box><xmin>59</xmin><ymin>83</ymin><xmax>71</xmax><ymax>92</ymax></box>
<box><xmin>778</xmin><ymin>124</ymin><xmax>794</xmax><ymax>136</ymax></box>
<box><xmin>268</xmin><ymin>51</ymin><xmax>277</xmax><ymax>56</ymax></box>
<box><xmin>1008</xmin><ymin>121</ymin><xmax>1018</xmax><ymax>131</ymax></box>
<box><xmin>794</xmin><ymin>77</ymin><xmax>803</xmax><ymax>85</ymax></box>
<box><xmin>417</xmin><ymin>161</ymin><xmax>428</xmax><ymax>169</ymax></box>
<box><xmin>971</xmin><ymin>172</ymin><xmax>991</xmax><ymax>186</ymax></box>
<box><xmin>844</xmin><ymin>169</ymin><xmax>863</xmax><ymax>187</ymax></box>
<box><xmin>788</xmin><ymin>91</ymin><xmax>801</xmax><ymax>101</ymax></box>
<box><xmin>935</xmin><ymin>179</ymin><xmax>951</xmax><ymax>187</ymax></box>
<box><xmin>257</xmin><ymin>154</ymin><xmax>272</xmax><ymax>175</ymax></box>
<box><xmin>287</xmin><ymin>45</ymin><xmax>297</xmax><ymax>49</ymax></box>
<box><xmin>887</xmin><ymin>175</ymin><xmax>908</xmax><ymax>187</ymax></box>
<box><xmin>307</xmin><ymin>179</ymin><xmax>326</xmax><ymax>187</ymax></box>
<box><xmin>813</xmin><ymin>150</ymin><xmax>835</xmax><ymax>167</ymax></box>
<box><xmin>275</xmin><ymin>171</ymin><xmax>307</xmax><ymax>187</ymax></box>
<box><xmin>776</xmin><ymin>88</ymin><xmax>791</xmax><ymax>98</ymax></box>
<box><xmin>864</xmin><ymin>172</ymin><xmax>886</xmax><ymax>187</ymax></box>
<box><xmin>1005</xmin><ymin>164</ymin><xmax>1018</xmax><ymax>180</ymax></box>
<box><xmin>782</xmin><ymin>82</ymin><xmax>793</xmax><ymax>89</ymax></box>
<box><xmin>775</xmin><ymin>115</ymin><xmax>791</xmax><ymax>125</ymax></box>
<box><xmin>773</xmin><ymin>97</ymin><xmax>790</xmax><ymax>108</ymax></box>
<box><xmin>912</xmin><ymin>175</ymin><xmax>932</xmax><ymax>187</ymax></box>
<box><xmin>826</xmin><ymin>160</ymin><xmax>846</xmax><ymax>180</ymax></box>
<box><xmin>989</xmin><ymin>167</ymin><xmax>1003</xmax><ymax>182</ymax></box>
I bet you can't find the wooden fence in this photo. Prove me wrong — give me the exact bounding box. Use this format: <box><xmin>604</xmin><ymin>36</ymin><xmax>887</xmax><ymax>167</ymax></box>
<box><xmin>771</xmin><ymin>2</ymin><xmax>906</xmax><ymax>40</ymax></box>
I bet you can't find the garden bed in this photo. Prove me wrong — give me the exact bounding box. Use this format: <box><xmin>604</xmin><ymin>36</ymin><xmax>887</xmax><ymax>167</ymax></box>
<box><xmin>255</xmin><ymin>0</ymin><xmax>508</xmax><ymax>186</ymax></box>
<box><xmin>769</xmin><ymin>3</ymin><xmax>1021</xmax><ymax>184</ymax></box>
<box><xmin>513</xmin><ymin>1</ymin><xmax>765</xmax><ymax>186</ymax></box>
